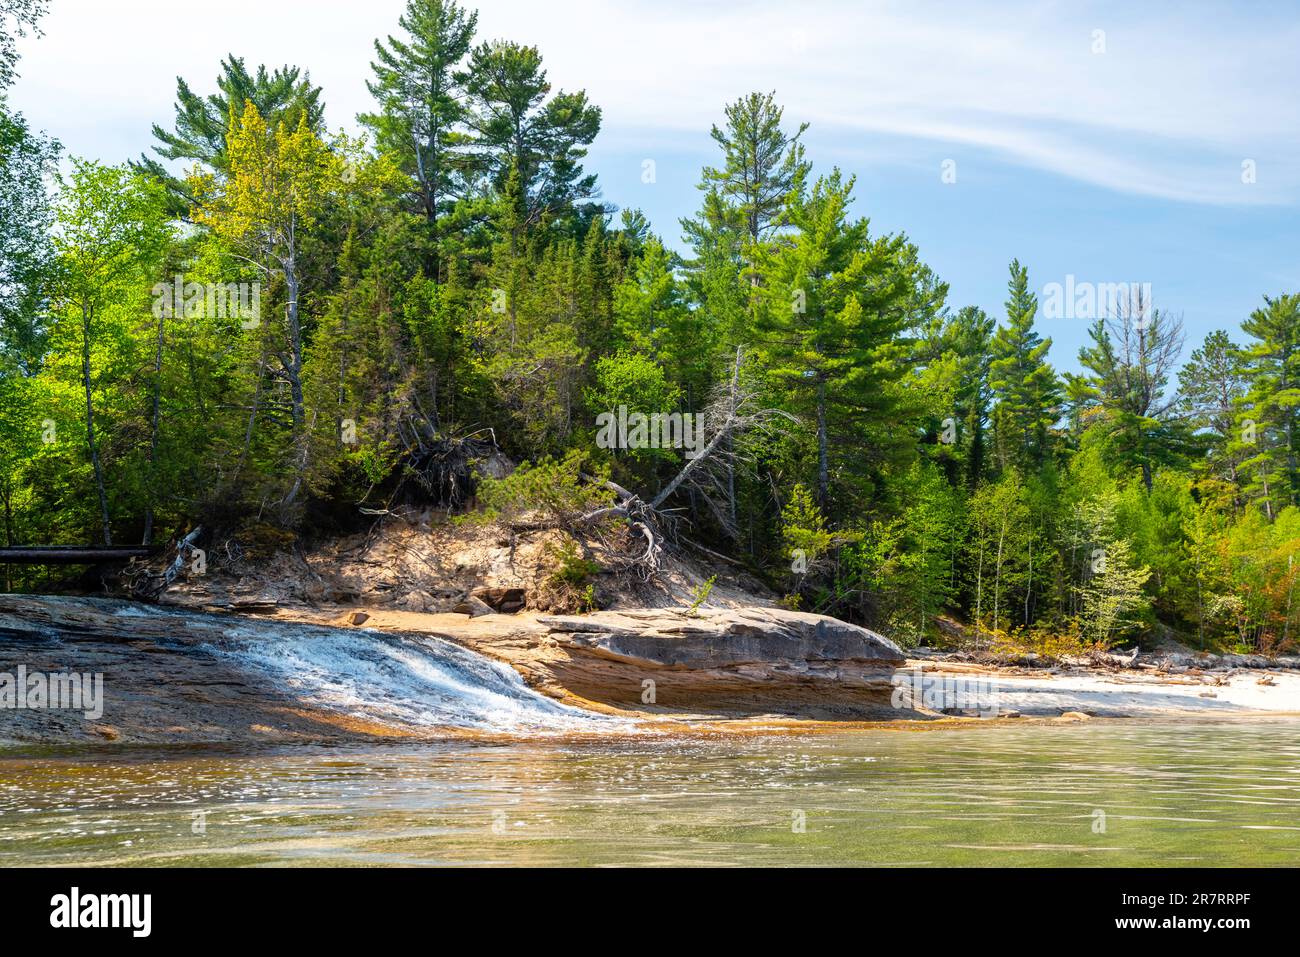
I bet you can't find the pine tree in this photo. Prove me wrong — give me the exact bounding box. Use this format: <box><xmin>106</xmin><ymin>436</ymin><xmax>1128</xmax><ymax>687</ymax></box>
<box><xmin>682</xmin><ymin>91</ymin><xmax>810</xmax><ymax>341</ymax></box>
<box><xmin>613</xmin><ymin>236</ymin><xmax>674</xmax><ymax>353</ymax></box>
<box><xmin>360</xmin><ymin>0</ymin><xmax>477</xmax><ymax>274</ymax></box>
<box><xmin>1078</xmin><ymin>303</ymin><xmax>1192</xmax><ymax>491</ymax></box>
<box><xmin>463</xmin><ymin>40</ymin><xmax>601</xmax><ymax>229</ymax></box>
<box><xmin>678</xmin><ymin>95</ymin><xmax>808</xmax><ymax>532</ymax></box>
<box><xmin>918</xmin><ymin>304</ymin><xmax>994</xmax><ymax>490</ymax></box>
<box><xmin>697</xmin><ymin>91</ymin><xmax>809</xmax><ymax>253</ymax></box>
<box><xmin>990</xmin><ymin>259</ymin><xmax>1060</xmax><ymax>472</ymax></box>
<box><xmin>1236</xmin><ymin>294</ymin><xmax>1300</xmax><ymax>518</ymax></box>
<box><xmin>757</xmin><ymin>170</ymin><xmax>916</xmax><ymax>512</ymax></box>
<box><xmin>1178</xmin><ymin>330</ymin><xmax>1248</xmax><ymax>489</ymax></box>
<box><xmin>137</xmin><ymin>56</ymin><xmax>324</xmax><ymax>213</ymax></box>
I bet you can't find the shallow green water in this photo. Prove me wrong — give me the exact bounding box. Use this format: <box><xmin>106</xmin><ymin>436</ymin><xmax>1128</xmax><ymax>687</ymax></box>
<box><xmin>2</xmin><ymin>719</ymin><xmax>1299</xmax><ymax>866</ymax></box>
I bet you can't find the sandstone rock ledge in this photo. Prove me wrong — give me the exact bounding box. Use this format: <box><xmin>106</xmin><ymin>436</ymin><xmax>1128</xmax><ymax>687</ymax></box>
<box><xmin>539</xmin><ymin>608</ymin><xmax>905</xmax><ymax>669</ymax></box>
<box><xmin>0</xmin><ymin>595</ymin><xmax>917</xmax><ymax>743</ymax></box>
<box><xmin>425</xmin><ymin>606</ymin><xmax>911</xmax><ymax>719</ymax></box>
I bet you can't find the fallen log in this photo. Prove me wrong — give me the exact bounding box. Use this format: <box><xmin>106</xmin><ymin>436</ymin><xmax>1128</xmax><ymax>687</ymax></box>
<box><xmin>0</xmin><ymin>546</ymin><xmax>158</xmax><ymax>564</ymax></box>
<box><xmin>125</xmin><ymin>526</ymin><xmax>204</xmax><ymax>601</ymax></box>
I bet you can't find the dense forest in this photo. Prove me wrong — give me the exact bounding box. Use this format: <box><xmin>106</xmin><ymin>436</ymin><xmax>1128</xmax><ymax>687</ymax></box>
<box><xmin>2</xmin><ymin>0</ymin><xmax>1299</xmax><ymax>653</ymax></box>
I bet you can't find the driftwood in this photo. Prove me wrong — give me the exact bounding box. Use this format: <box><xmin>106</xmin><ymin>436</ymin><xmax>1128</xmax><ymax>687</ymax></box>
<box><xmin>125</xmin><ymin>526</ymin><xmax>204</xmax><ymax>601</ymax></box>
<box><xmin>0</xmin><ymin>546</ymin><xmax>157</xmax><ymax>564</ymax></box>
<box><xmin>570</xmin><ymin>349</ymin><xmax>795</xmax><ymax>579</ymax></box>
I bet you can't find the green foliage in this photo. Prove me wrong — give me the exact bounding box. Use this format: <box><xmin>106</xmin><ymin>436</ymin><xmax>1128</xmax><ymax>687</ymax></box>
<box><xmin>1178</xmin><ymin>330</ymin><xmax>1247</xmax><ymax>484</ymax></box>
<box><xmin>472</xmin><ymin>451</ymin><xmax>612</xmax><ymax>526</ymax></box>
<box><xmin>541</xmin><ymin>536</ymin><xmax>600</xmax><ymax>613</ymax></box>
<box><xmin>697</xmin><ymin>91</ymin><xmax>809</xmax><ymax>250</ymax></box>
<box><xmin>990</xmin><ymin>260</ymin><xmax>1060</xmax><ymax>472</ymax></box>
<box><xmin>1077</xmin><ymin>308</ymin><xmax>1195</xmax><ymax>489</ymax></box>
<box><xmin>966</xmin><ymin>471</ymin><xmax>1033</xmax><ymax>634</ymax></box>
<box><xmin>359</xmin><ymin>0</ymin><xmax>477</xmax><ymax>270</ymax></box>
<box><xmin>43</xmin><ymin>160</ymin><xmax>173</xmax><ymax>543</ymax></box>
<box><xmin>1076</xmin><ymin>537</ymin><xmax>1151</xmax><ymax>647</ymax></box>
<box><xmin>547</xmin><ymin>536</ymin><xmax>601</xmax><ymax>585</ymax></box>
<box><xmin>463</xmin><ymin>39</ymin><xmax>601</xmax><ymax>228</ymax></box>
<box><xmin>2</xmin><ymin>8</ymin><xmax>1299</xmax><ymax>660</ymax></box>
<box><xmin>686</xmin><ymin>575</ymin><xmax>717</xmax><ymax>616</ymax></box>
<box><xmin>136</xmin><ymin>55</ymin><xmax>324</xmax><ymax>213</ymax></box>
<box><xmin>1235</xmin><ymin>294</ymin><xmax>1300</xmax><ymax>517</ymax></box>
<box><xmin>755</xmin><ymin>169</ymin><xmax>920</xmax><ymax>514</ymax></box>
<box><xmin>586</xmin><ymin>351</ymin><xmax>679</xmax><ymax>418</ymax></box>
<box><xmin>0</xmin><ymin>98</ymin><xmax>58</xmax><ymax>372</ymax></box>
<box><xmin>0</xmin><ymin>0</ymin><xmax>47</xmax><ymax>91</ymax></box>
<box><xmin>780</xmin><ymin>482</ymin><xmax>832</xmax><ymax>571</ymax></box>
<box><xmin>917</xmin><ymin>304</ymin><xmax>994</xmax><ymax>489</ymax></box>
<box><xmin>585</xmin><ymin>351</ymin><xmax>681</xmax><ymax>466</ymax></box>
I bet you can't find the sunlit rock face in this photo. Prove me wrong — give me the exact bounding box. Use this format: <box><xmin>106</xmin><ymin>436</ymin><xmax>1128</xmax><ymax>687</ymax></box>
<box><xmin>539</xmin><ymin>608</ymin><xmax>906</xmax><ymax>669</ymax></box>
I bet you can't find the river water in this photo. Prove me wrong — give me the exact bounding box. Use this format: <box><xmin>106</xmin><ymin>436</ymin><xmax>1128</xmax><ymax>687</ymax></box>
<box><xmin>3</xmin><ymin>719</ymin><xmax>1299</xmax><ymax>866</ymax></box>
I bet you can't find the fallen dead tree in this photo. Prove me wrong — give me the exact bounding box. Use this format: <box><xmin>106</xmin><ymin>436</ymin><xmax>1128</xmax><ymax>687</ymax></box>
<box><xmin>586</xmin><ymin>350</ymin><xmax>794</xmax><ymax>577</ymax></box>
<box><xmin>124</xmin><ymin>526</ymin><xmax>205</xmax><ymax>601</ymax></box>
<box><xmin>486</xmin><ymin>350</ymin><xmax>795</xmax><ymax>582</ymax></box>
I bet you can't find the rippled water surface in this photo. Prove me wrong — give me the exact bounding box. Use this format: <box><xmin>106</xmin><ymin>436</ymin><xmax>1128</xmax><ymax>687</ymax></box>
<box><xmin>2</xmin><ymin>719</ymin><xmax>1299</xmax><ymax>866</ymax></box>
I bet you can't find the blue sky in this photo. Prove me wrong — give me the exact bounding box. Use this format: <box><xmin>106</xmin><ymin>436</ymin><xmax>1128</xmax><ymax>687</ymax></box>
<box><xmin>10</xmin><ymin>0</ymin><xmax>1300</xmax><ymax>372</ymax></box>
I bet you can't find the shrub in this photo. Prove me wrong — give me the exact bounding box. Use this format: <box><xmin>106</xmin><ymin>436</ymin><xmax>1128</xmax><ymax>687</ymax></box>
<box><xmin>547</xmin><ymin>538</ymin><xmax>601</xmax><ymax>586</ymax></box>
<box><xmin>686</xmin><ymin>575</ymin><xmax>716</xmax><ymax>616</ymax></box>
<box><xmin>468</xmin><ymin>450</ymin><xmax>613</xmax><ymax>527</ymax></box>
<box><xmin>537</xmin><ymin>537</ymin><xmax>602</xmax><ymax>613</ymax></box>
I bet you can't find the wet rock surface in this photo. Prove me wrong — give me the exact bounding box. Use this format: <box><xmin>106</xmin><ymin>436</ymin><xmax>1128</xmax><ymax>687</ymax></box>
<box><xmin>0</xmin><ymin>595</ymin><xmax>416</xmax><ymax>744</ymax></box>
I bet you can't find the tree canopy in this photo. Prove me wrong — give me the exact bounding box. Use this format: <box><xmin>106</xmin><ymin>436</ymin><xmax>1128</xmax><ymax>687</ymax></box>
<box><xmin>2</xmin><ymin>1</ymin><xmax>1298</xmax><ymax>655</ymax></box>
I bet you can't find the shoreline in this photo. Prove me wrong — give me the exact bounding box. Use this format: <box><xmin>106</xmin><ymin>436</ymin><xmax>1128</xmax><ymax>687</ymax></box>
<box><xmin>4</xmin><ymin>593</ymin><xmax>1300</xmax><ymax>746</ymax></box>
<box><xmin>258</xmin><ymin>602</ymin><xmax>1300</xmax><ymax>719</ymax></box>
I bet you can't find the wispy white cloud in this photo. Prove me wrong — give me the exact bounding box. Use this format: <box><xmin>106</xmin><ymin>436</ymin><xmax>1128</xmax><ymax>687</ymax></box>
<box><xmin>11</xmin><ymin>0</ymin><xmax>1299</xmax><ymax>204</ymax></box>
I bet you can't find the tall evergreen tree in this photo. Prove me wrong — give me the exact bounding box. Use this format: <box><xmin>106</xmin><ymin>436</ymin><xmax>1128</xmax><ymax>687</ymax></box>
<box><xmin>1236</xmin><ymin>294</ymin><xmax>1300</xmax><ymax>517</ymax></box>
<box><xmin>360</xmin><ymin>0</ymin><xmax>477</xmax><ymax>273</ymax></box>
<box><xmin>757</xmin><ymin>170</ymin><xmax>916</xmax><ymax>512</ymax></box>
<box><xmin>463</xmin><ymin>40</ymin><xmax>601</xmax><ymax>229</ymax></box>
<box><xmin>137</xmin><ymin>56</ymin><xmax>324</xmax><ymax>213</ymax></box>
<box><xmin>696</xmin><ymin>91</ymin><xmax>809</xmax><ymax>252</ymax></box>
<box><xmin>989</xmin><ymin>259</ymin><xmax>1060</xmax><ymax>472</ymax></box>
<box><xmin>922</xmin><ymin>305</ymin><xmax>995</xmax><ymax>490</ymax></box>
<box><xmin>1077</xmin><ymin>300</ymin><xmax>1191</xmax><ymax>491</ymax></box>
<box><xmin>1178</xmin><ymin>329</ymin><xmax>1248</xmax><ymax>489</ymax></box>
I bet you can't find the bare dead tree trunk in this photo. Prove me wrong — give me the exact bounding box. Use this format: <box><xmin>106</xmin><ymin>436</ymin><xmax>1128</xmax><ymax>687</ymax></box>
<box><xmin>651</xmin><ymin>423</ymin><xmax>735</xmax><ymax>510</ymax></box>
<box><xmin>143</xmin><ymin>308</ymin><xmax>166</xmax><ymax>545</ymax></box>
<box><xmin>283</xmin><ymin>234</ymin><xmax>310</xmax><ymax>507</ymax></box>
<box><xmin>816</xmin><ymin>375</ymin><xmax>829</xmax><ymax>508</ymax></box>
<box><xmin>568</xmin><ymin>352</ymin><xmax>795</xmax><ymax>577</ymax></box>
<box><xmin>726</xmin><ymin>346</ymin><xmax>739</xmax><ymax>525</ymax></box>
<box><xmin>81</xmin><ymin>301</ymin><xmax>112</xmax><ymax>545</ymax></box>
